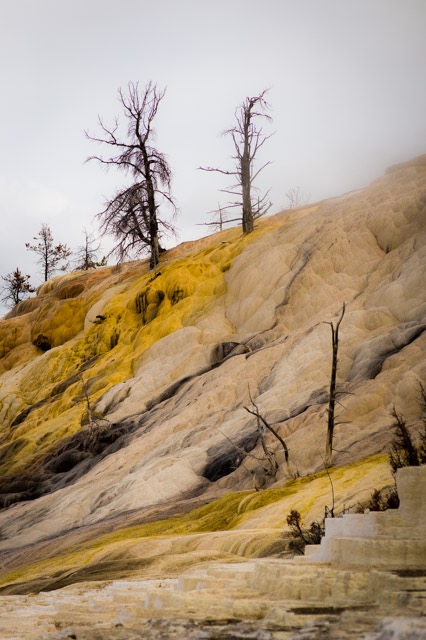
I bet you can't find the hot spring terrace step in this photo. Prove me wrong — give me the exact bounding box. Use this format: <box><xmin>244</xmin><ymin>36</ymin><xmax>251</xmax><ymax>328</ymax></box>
<box><xmin>248</xmin><ymin>559</ymin><xmax>373</xmax><ymax>605</ymax></box>
<box><xmin>177</xmin><ymin>561</ymin><xmax>257</xmax><ymax>592</ymax></box>
<box><xmin>177</xmin><ymin>559</ymin><xmax>374</xmax><ymax>606</ymax></box>
<box><xmin>324</xmin><ymin>512</ymin><xmax>426</xmax><ymax>540</ymax></box>
<box><xmin>311</xmin><ymin>535</ymin><xmax>426</xmax><ymax>568</ymax></box>
<box><xmin>143</xmin><ymin>586</ymin><xmax>268</xmax><ymax>620</ymax></box>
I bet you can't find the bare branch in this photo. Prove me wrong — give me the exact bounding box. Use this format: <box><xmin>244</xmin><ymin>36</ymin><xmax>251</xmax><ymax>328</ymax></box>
<box><xmin>213</xmin><ymin>426</ymin><xmax>267</xmax><ymax>470</ymax></box>
<box><xmin>244</xmin><ymin>406</ymin><xmax>289</xmax><ymax>464</ymax></box>
<box><xmin>198</xmin><ymin>166</ymin><xmax>238</xmax><ymax>176</ymax></box>
<box><xmin>244</xmin><ymin>385</ymin><xmax>291</xmax><ymax>478</ymax></box>
<box><xmin>250</xmin><ymin>160</ymin><xmax>273</xmax><ymax>183</ymax></box>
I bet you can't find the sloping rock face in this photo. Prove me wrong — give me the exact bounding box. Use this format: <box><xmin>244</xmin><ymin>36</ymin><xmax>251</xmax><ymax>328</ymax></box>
<box><xmin>0</xmin><ymin>155</ymin><xmax>424</xmax><ymax>601</ymax></box>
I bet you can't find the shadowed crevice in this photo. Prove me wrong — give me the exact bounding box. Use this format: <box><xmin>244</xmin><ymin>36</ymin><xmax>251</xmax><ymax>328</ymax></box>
<box><xmin>347</xmin><ymin>322</ymin><xmax>426</xmax><ymax>382</ymax></box>
<box><xmin>0</xmin><ymin>420</ymin><xmax>139</xmax><ymax>510</ymax></box>
<box><xmin>202</xmin><ymin>431</ymin><xmax>259</xmax><ymax>481</ymax></box>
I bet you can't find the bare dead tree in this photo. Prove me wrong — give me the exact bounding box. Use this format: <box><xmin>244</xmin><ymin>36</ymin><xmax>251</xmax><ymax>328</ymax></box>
<box><xmin>286</xmin><ymin>187</ymin><xmax>310</xmax><ymax>209</ymax></box>
<box><xmin>25</xmin><ymin>224</ymin><xmax>72</xmax><ymax>281</ymax></box>
<box><xmin>86</xmin><ymin>81</ymin><xmax>177</xmax><ymax>269</ymax></box>
<box><xmin>74</xmin><ymin>228</ymin><xmax>105</xmax><ymax>270</ymax></box>
<box><xmin>324</xmin><ymin>302</ymin><xmax>346</xmax><ymax>467</ymax></box>
<box><xmin>198</xmin><ymin>203</ymin><xmax>240</xmax><ymax>233</ymax></box>
<box><xmin>79</xmin><ymin>374</ymin><xmax>111</xmax><ymax>437</ymax></box>
<box><xmin>199</xmin><ymin>90</ymin><xmax>273</xmax><ymax>234</ymax></box>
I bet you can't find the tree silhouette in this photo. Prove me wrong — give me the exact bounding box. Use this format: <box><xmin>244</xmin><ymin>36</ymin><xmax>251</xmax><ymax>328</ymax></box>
<box><xmin>74</xmin><ymin>228</ymin><xmax>106</xmax><ymax>270</ymax></box>
<box><xmin>86</xmin><ymin>81</ymin><xmax>176</xmax><ymax>269</ymax></box>
<box><xmin>1</xmin><ymin>268</ymin><xmax>34</xmax><ymax>307</ymax></box>
<box><xmin>200</xmin><ymin>90</ymin><xmax>273</xmax><ymax>233</ymax></box>
<box><xmin>25</xmin><ymin>224</ymin><xmax>72</xmax><ymax>281</ymax></box>
<box><xmin>324</xmin><ymin>303</ymin><xmax>346</xmax><ymax>467</ymax></box>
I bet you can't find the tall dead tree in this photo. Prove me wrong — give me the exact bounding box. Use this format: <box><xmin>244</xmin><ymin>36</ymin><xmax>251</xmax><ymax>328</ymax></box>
<box><xmin>200</xmin><ymin>90</ymin><xmax>273</xmax><ymax>234</ymax></box>
<box><xmin>86</xmin><ymin>81</ymin><xmax>176</xmax><ymax>269</ymax></box>
<box><xmin>324</xmin><ymin>302</ymin><xmax>346</xmax><ymax>467</ymax></box>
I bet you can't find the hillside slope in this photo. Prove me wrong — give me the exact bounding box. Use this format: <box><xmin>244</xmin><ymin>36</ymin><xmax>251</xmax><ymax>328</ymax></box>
<box><xmin>0</xmin><ymin>155</ymin><xmax>424</xmax><ymax>592</ymax></box>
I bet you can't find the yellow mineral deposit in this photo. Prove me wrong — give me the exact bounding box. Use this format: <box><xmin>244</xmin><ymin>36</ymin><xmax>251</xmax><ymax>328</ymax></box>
<box><xmin>0</xmin><ymin>156</ymin><xmax>425</xmax><ymax>638</ymax></box>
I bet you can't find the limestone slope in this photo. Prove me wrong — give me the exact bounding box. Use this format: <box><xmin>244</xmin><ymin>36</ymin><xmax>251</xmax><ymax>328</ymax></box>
<box><xmin>0</xmin><ymin>155</ymin><xmax>425</xmax><ymax>590</ymax></box>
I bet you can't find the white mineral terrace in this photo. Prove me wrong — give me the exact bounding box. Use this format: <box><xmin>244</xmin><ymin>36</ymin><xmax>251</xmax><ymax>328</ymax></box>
<box><xmin>0</xmin><ymin>466</ymin><xmax>425</xmax><ymax>639</ymax></box>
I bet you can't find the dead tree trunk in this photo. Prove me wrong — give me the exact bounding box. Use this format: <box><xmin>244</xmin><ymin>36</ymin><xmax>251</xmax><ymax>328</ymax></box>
<box><xmin>325</xmin><ymin>302</ymin><xmax>346</xmax><ymax>467</ymax></box>
<box><xmin>199</xmin><ymin>90</ymin><xmax>273</xmax><ymax>235</ymax></box>
<box><xmin>241</xmin><ymin>109</ymin><xmax>253</xmax><ymax>233</ymax></box>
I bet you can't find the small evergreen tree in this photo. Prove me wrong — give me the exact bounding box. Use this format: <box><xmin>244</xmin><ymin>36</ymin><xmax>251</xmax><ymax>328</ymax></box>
<box><xmin>389</xmin><ymin>407</ymin><xmax>419</xmax><ymax>473</ymax></box>
<box><xmin>418</xmin><ymin>383</ymin><xmax>426</xmax><ymax>464</ymax></box>
<box><xmin>26</xmin><ymin>224</ymin><xmax>72</xmax><ymax>281</ymax></box>
<box><xmin>1</xmin><ymin>268</ymin><xmax>35</xmax><ymax>307</ymax></box>
<box><xmin>286</xmin><ymin>509</ymin><xmax>324</xmax><ymax>555</ymax></box>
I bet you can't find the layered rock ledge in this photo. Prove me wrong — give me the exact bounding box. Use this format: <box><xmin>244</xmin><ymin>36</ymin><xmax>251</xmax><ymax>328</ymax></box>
<box><xmin>0</xmin><ymin>467</ymin><xmax>425</xmax><ymax>639</ymax></box>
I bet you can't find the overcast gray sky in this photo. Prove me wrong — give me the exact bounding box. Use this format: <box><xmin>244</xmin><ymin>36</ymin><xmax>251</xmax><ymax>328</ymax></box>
<box><xmin>0</xmin><ymin>0</ymin><xmax>425</xmax><ymax>313</ymax></box>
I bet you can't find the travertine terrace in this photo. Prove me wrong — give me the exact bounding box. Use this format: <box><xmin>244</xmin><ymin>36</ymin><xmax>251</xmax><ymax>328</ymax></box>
<box><xmin>0</xmin><ymin>155</ymin><xmax>425</xmax><ymax>637</ymax></box>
